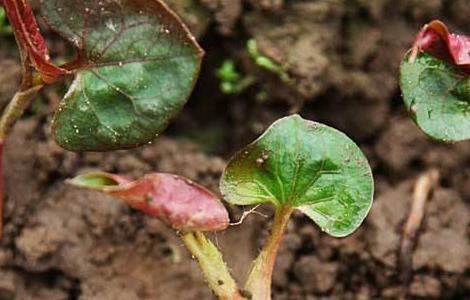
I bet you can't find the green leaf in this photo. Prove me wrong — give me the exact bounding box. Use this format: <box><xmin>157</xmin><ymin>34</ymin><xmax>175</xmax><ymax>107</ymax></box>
<box><xmin>39</xmin><ymin>0</ymin><xmax>203</xmax><ymax>151</ymax></box>
<box><xmin>400</xmin><ymin>53</ymin><xmax>470</xmax><ymax>142</ymax></box>
<box><xmin>220</xmin><ymin>115</ymin><xmax>374</xmax><ymax>237</ymax></box>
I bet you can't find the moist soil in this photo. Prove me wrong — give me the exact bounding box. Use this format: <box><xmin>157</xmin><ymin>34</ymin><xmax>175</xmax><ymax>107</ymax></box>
<box><xmin>0</xmin><ymin>0</ymin><xmax>469</xmax><ymax>299</ymax></box>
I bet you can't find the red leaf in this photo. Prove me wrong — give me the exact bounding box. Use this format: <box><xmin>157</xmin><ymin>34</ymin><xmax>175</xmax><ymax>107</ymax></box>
<box><xmin>3</xmin><ymin>0</ymin><xmax>67</xmax><ymax>82</ymax></box>
<box><xmin>69</xmin><ymin>172</ymin><xmax>229</xmax><ymax>232</ymax></box>
<box><xmin>410</xmin><ymin>20</ymin><xmax>470</xmax><ymax>73</ymax></box>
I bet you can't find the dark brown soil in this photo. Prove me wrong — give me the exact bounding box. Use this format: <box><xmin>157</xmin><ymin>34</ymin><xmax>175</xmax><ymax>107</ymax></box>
<box><xmin>0</xmin><ymin>0</ymin><xmax>469</xmax><ymax>299</ymax></box>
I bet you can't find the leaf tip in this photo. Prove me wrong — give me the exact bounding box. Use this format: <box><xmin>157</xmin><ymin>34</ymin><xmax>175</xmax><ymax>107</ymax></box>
<box><xmin>67</xmin><ymin>172</ymin><xmax>127</xmax><ymax>190</ymax></box>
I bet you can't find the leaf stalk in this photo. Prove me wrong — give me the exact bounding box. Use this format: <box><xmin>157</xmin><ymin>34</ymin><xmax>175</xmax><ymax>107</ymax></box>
<box><xmin>244</xmin><ymin>205</ymin><xmax>293</xmax><ymax>300</ymax></box>
<box><xmin>180</xmin><ymin>231</ymin><xmax>246</xmax><ymax>300</ymax></box>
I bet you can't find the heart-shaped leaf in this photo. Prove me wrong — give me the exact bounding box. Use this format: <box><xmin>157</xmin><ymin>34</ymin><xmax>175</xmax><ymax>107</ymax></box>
<box><xmin>69</xmin><ymin>172</ymin><xmax>229</xmax><ymax>232</ymax></box>
<box><xmin>38</xmin><ymin>0</ymin><xmax>203</xmax><ymax>151</ymax></box>
<box><xmin>400</xmin><ymin>53</ymin><xmax>470</xmax><ymax>142</ymax></box>
<box><xmin>220</xmin><ymin>115</ymin><xmax>374</xmax><ymax>237</ymax></box>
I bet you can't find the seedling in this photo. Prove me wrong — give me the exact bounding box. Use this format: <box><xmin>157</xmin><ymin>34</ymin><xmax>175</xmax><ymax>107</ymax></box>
<box><xmin>216</xmin><ymin>59</ymin><xmax>255</xmax><ymax>94</ymax></box>
<box><xmin>72</xmin><ymin>115</ymin><xmax>374</xmax><ymax>300</ymax></box>
<box><xmin>400</xmin><ymin>20</ymin><xmax>470</xmax><ymax>142</ymax></box>
<box><xmin>0</xmin><ymin>0</ymin><xmax>203</xmax><ymax>236</ymax></box>
<box><xmin>246</xmin><ymin>39</ymin><xmax>292</xmax><ymax>84</ymax></box>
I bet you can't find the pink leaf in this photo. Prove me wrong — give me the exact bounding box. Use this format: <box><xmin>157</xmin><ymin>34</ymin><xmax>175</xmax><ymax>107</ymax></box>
<box><xmin>410</xmin><ymin>20</ymin><xmax>470</xmax><ymax>73</ymax></box>
<box><xmin>69</xmin><ymin>172</ymin><xmax>229</xmax><ymax>232</ymax></box>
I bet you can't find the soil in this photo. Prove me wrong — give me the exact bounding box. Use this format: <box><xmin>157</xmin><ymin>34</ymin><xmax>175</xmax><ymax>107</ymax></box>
<box><xmin>0</xmin><ymin>0</ymin><xmax>469</xmax><ymax>299</ymax></box>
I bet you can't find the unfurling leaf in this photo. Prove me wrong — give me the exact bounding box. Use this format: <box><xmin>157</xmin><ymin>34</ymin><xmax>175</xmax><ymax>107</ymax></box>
<box><xmin>69</xmin><ymin>172</ymin><xmax>229</xmax><ymax>232</ymax></box>
<box><xmin>401</xmin><ymin>21</ymin><xmax>470</xmax><ymax>142</ymax></box>
<box><xmin>409</xmin><ymin>20</ymin><xmax>470</xmax><ymax>73</ymax></box>
<box><xmin>38</xmin><ymin>0</ymin><xmax>203</xmax><ymax>151</ymax></box>
<box><xmin>3</xmin><ymin>0</ymin><xmax>67</xmax><ymax>82</ymax></box>
<box><xmin>401</xmin><ymin>53</ymin><xmax>470</xmax><ymax>141</ymax></box>
<box><xmin>220</xmin><ymin>115</ymin><xmax>374</xmax><ymax>237</ymax></box>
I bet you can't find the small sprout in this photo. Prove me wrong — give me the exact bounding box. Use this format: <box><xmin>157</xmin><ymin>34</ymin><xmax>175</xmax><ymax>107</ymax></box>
<box><xmin>400</xmin><ymin>20</ymin><xmax>470</xmax><ymax>142</ymax></box>
<box><xmin>216</xmin><ymin>59</ymin><xmax>255</xmax><ymax>94</ymax></box>
<box><xmin>217</xmin><ymin>60</ymin><xmax>241</xmax><ymax>83</ymax></box>
<box><xmin>69</xmin><ymin>172</ymin><xmax>229</xmax><ymax>232</ymax></box>
<box><xmin>246</xmin><ymin>39</ymin><xmax>292</xmax><ymax>84</ymax></box>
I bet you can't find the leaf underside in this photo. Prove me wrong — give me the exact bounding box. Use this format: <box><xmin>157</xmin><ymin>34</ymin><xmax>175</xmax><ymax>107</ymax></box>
<box><xmin>400</xmin><ymin>53</ymin><xmax>470</xmax><ymax>142</ymax></box>
<box><xmin>70</xmin><ymin>172</ymin><xmax>229</xmax><ymax>232</ymax></box>
<box><xmin>38</xmin><ymin>0</ymin><xmax>203</xmax><ymax>151</ymax></box>
<box><xmin>220</xmin><ymin>115</ymin><xmax>374</xmax><ymax>237</ymax></box>
<box><xmin>410</xmin><ymin>20</ymin><xmax>470</xmax><ymax>74</ymax></box>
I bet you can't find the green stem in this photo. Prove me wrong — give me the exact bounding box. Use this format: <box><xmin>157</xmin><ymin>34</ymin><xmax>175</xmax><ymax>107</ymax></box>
<box><xmin>0</xmin><ymin>85</ymin><xmax>43</xmax><ymax>141</ymax></box>
<box><xmin>180</xmin><ymin>231</ymin><xmax>245</xmax><ymax>300</ymax></box>
<box><xmin>0</xmin><ymin>84</ymin><xmax>42</xmax><ymax>239</ymax></box>
<box><xmin>244</xmin><ymin>205</ymin><xmax>294</xmax><ymax>300</ymax></box>
<box><xmin>0</xmin><ymin>6</ymin><xmax>45</xmax><ymax>239</ymax></box>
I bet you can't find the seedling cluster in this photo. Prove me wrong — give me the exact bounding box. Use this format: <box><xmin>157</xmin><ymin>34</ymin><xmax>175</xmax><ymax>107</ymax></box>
<box><xmin>70</xmin><ymin>114</ymin><xmax>374</xmax><ymax>299</ymax></box>
<box><xmin>1</xmin><ymin>0</ymin><xmax>467</xmax><ymax>299</ymax></box>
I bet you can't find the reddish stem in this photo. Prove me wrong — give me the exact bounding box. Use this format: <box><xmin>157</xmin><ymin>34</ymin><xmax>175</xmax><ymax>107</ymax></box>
<box><xmin>0</xmin><ymin>142</ymin><xmax>3</xmax><ymax>239</ymax></box>
<box><xmin>3</xmin><ymin>0</ymin><xmax>67</xmax><ymax>82</ymax></box>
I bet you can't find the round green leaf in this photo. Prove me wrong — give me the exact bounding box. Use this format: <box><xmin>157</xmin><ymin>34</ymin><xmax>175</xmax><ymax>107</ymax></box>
<box><xmin>39</xmin><ymin>0</ymin><xmax>203</xmax><ymax>151</ymax></box>
<box><xmin>220</xmin><ymin>115</ymin><xmax>374</xmax><ymax>237</ymax></box>
<box><xmin>400</xmin><ymin>53</ymin><xmax>470</xmax><ymax>142</ymax></box>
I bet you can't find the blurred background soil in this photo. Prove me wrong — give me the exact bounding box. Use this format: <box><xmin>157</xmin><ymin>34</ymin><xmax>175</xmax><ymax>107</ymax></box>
<box><xmin>0</xmin><ymin>0</ymin><xmax>469</xmax><ymax>299</ymax></box>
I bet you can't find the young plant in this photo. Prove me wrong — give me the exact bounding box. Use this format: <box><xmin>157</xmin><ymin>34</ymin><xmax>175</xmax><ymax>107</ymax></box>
<box><xmin>400</xmin><ymin>20</ymin><xmax>470</xmax><ymax>142</ymax></box>
<box><xmin>0</xmin><ymin>0</ymin><xmax>203</xmax><ymax>237</ymax></box>
<box><xmin>247</xmin><ymin>39</ymin><xmax>292</xmax><ymax>84</ymax></box>
<box><xmin>69</xmin><ymin>172</ymin><xmax>245</xmax><ymax>300</ymax></box>
<box><xmin>72</xmin><ymin>114</ymin><xmax>374</xmax><ymax>300</ymax></box>
<box><xmin>216</xmin><ymin>59</ymin><xmax>255</xmax><ymax>94</ymax></box>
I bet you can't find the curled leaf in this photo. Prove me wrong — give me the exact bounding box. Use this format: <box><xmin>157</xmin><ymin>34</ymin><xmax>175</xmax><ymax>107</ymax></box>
<box><xmin>220</xmin><ymin>115</ymin><xmax>374</xmax><ymax>237</ymax></box>
<box><xmin>401</xmin><ymin>21</ymin><xmax>470</xmax><ymax>142</ymax></box>
<box><xmin>38</xmin><ymin>0</ymin><xmax>204</xmax><ymax>151</ymax></box>
<box><xmin>69</xmin><ymin>172</ymin><xmax>229</xmax><ymax>232</ymax></box>
<box><xmin>3</xmin><ymin>0</ymin><xmax>67</xmax><ymax>82</ymax></box>
<box><xmin>410</xmin><ymin>20</ymin><xmax>470</xmax><ymax>73</ymax></box>
<box><xmin>401</xmin><ymin>53</ymin><xmax>470</xmax><ymax>141</ymax></box>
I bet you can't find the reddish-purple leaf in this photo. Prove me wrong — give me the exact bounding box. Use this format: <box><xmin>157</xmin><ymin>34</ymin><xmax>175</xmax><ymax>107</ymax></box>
<box><xmin>2</xmin><ymin>0</ymin><xmax>68</xmax><ymax>82</ymax></box>
<box><xmin>37</xmin><ymin>0</ymin><xmax>204</xmax><ymax>151</ymax></box>
<box><xmin>69</xmin><ymin>172</ymin><xmax>229</xmax><ymax>232</ymax></box>
<box><xmin>410</xmin><ymin>20</ymin><xmax>470</xmax><ymax>73</ymax></box>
